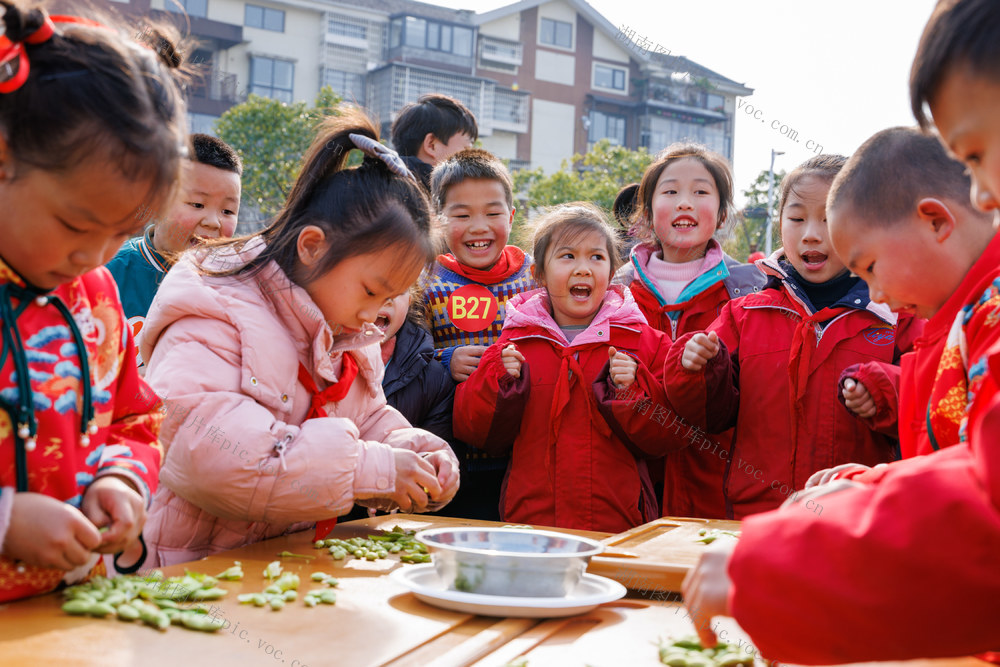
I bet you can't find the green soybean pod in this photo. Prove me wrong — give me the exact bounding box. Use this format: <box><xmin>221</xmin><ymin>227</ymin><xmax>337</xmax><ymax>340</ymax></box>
<box><xmin>116</xmin><ymin>604</ymin><xmax>141</xmax><ymax>621</ymax></box>
<box><xmin>268</xmin><ymin>597</ymin><xmax>285</xmax><ymax>611</ymax></box>
<box><xmin>311</xmin><ymin>572</ymin><xmax>330</xmax><ymax>582</ymax></box>
<box><xmin>88</xmin><ymin>602</ymin><xmax>116</xmax><ymax>617</ymax></box>
<box><xmin>62</xmin><ymin>599</ymin><xmax>92</xmax><ymax>616</ymax></box>
<box><xmin>263</xmin><ymin>584</ymin><xmax>282</xmax><ymax>595</ymax></box>
<box><xmin>282</xmin><ymin>590</ymin><xmax>298</xmax><ymax>602</ymax></box>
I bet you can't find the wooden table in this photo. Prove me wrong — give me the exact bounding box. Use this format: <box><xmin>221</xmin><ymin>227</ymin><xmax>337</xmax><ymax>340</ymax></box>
<box><xmin>0</xmin><ymin>515</ymin><xmax>983</xmax><ymax>667</ymax></box>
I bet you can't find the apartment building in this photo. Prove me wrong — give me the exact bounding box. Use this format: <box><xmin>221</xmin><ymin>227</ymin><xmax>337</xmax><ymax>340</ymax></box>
<box><xmin>91</xmin><ymin>0</ymin><xmax>751</xmax><ymax>173</ymax></box>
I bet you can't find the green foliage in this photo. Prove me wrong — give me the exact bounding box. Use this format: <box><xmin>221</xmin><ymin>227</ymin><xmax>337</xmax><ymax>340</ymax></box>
<box><xmin>214</xmin><ymin>86</ymin><xmax>344</xmax><ymax>219</ymax></box>
<box><xmin>511</xmin><ymin>140</ymin><xmax>653</xmax><ymax>247</ymax></box>
<box><xmin>724</xmin><ymin>168</ymin><xmax>785</xmax><ymax>261</ymax></box>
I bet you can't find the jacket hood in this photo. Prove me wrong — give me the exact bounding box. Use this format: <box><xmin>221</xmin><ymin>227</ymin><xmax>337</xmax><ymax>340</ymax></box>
<box><xmin>140</xmin><ymin>237</ymin><xmax>385</xmax><ymax>393</ymax></box>
<box><xmin>503</xmin><ymin>284</ymin><xmax>646</xmax><ymax>345</ymax></box>
<box><xmin>758</xmin><ymin>248</ymin><xmax>897</xmax><ymax>325</ymax></box>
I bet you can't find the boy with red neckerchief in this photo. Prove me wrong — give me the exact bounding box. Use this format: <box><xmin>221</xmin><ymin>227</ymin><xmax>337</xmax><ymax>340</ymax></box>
<box><xmin>423</xmin><ymin>149</ymin><xmax>537</xmax><ymax>520</ymax></box>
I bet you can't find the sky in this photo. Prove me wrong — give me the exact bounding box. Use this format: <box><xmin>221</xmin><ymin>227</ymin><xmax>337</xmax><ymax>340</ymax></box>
<box><xmin>425</xmin><ymin>0</ymin><xmax>939</xmax><ymax>204</ymax></box>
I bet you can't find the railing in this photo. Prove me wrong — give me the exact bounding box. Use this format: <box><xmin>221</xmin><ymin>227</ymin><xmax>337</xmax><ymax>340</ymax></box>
<box><xmin>492</xmin><ymin>86</ymin><xmax>529</xmax><ymax>133</ymax></box>
<box><xmin>479</xmin><ymin>35</ymin><xmax>522</xmax><ymax>66</ymax></box>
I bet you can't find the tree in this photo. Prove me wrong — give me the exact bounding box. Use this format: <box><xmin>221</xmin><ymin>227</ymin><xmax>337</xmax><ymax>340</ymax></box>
<box><xmin>511</xmin><ymin>139</ymin><xmax>653</xmax><ymax>245</ymax></box>
<box><xmin>724</xmin><ymin>168</ymin><xmax>785</xmax><ymax>261</ymax></box>
<box><xmin>214</xmin><ymin>87</ymin><xmax>343</xmax><ymax>222</ymax></box>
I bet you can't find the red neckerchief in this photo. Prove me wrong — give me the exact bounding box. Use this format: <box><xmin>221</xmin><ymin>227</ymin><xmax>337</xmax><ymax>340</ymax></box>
<box><xmin>298</xmin><ymin>356</ymin><xmax>359</xmax><ymax>540</ymax></box>
<box><xmin>545</xmin><ymin>345</ymin><xmax>612</xmax><ymax>478</ymax></box>
<box><xmin>787</xmin><ymin>305</ymin><xmax>841</xmax><ymax>475</ymax></box>
<box><xmin>437</xmin><ymin>246</ymin><xmax>525</xmax><ymax>284</ymax></box>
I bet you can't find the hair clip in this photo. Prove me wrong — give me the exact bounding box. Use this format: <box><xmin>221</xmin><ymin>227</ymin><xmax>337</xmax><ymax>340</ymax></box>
<box><xmin>348</xmin><ymin>133</ymin><xmax>413</xmax><ymax>180</ymax></box>
<box><xmin>0</xmin><ymin>13</ymin><xmax>109</xmax><ymax>94</ymax></box>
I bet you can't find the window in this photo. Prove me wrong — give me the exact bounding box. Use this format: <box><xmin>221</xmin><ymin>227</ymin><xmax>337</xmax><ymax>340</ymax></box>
<box><xmin>540</xmin><ymin>18</ymin><xmax>572</xmax><ymax>48</ymax></box>
<box><xmin>250</xmin><ymin>56</ymin><xmax>293</xmax><ymax>103</ymax></box>
<box><xmin>594</xmin><ymin>64</ymin><xmax>626</xmax><ymax>91</ymax></box>
<box><xmin>328</xmin><ymin>18</ymin><xmax>366</xmax><ymax>41</ymax></box>
<box><xmin>167</xmin><ymin>0</ymin><xmax>206</xmax><ymax>18</ymax></box>
<box><xmin>395</xmin><ymin>16</ymin><xmax>473</xmax><ymax>57</ymax></box>
<box><xmin>245</xmin><ymin>4</ymin><xmax>284</xmax><ymax>31</ymax></box>
<box><xmin>589</xmin><ymin>111</ymin><xmax>626</xmax><ymax>146</ymax></box>
<box><xmin>324</xmin><ymin>69</ymin><xmax>364</xmax><ymax>102</ymax></box>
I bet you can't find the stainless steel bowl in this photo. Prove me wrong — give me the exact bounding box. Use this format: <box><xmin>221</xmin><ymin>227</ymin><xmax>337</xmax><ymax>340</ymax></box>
<box><xmin>415</xmin><ymin>527</ymin><xmax>605</xmax><ymax>598</ymax></box>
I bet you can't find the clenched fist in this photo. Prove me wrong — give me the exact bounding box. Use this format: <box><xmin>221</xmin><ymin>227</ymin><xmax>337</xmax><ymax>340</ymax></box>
<box><xmin>682</xmin><ymin>331</ymin><xmax>720</xmax><ymax>371</ymax></box>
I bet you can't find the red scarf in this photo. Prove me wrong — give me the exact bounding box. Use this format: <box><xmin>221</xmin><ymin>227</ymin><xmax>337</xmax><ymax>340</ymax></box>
<box><xmin>297</xmin><ymin>355</ymin><xmax>359</xmax><ymax>540</ymax></box>
<box><xmin>437</xmin><ymin>246</ymin><xmax>526</xmax><ymax>284</ymax></box>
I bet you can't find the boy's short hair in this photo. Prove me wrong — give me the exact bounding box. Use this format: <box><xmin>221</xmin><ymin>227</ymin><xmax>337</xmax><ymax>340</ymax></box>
<box><xmin>827</xmin><ymin>126</ymin><xmax>975</xmax><ymax>227</ymax></box>
<box><xmin>391</xmin><ymin>94</ymin><xmax>479</xmax><ymax>157</ymax></box>
<box><xmin>910</xmin><ymin>0</ymin><xmax>1000</xmax><ymax>128</ymax></box>
<box><xmin>430</xmin><ymin>148</ymin><xmax>513</xmax><ymax>212</ymax></box>
<box><xmin>191</xmin><ymin>133</ymin><xmax>243</xmax><ymax>176</ymax></box>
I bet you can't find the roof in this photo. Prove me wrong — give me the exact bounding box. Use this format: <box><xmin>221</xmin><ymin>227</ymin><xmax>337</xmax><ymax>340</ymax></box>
<box><xmin>327</xmin><ymin>0</ymin><xmax>474</xmax><ymax>24</ymax></box>
<box><xmin>649</xmin><ymin>53</ymin><xmax>752</xmax><ymax>95</ymax></box>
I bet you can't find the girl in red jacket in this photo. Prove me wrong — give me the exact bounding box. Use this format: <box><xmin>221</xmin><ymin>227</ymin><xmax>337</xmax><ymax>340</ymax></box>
<box><xmin>454</xmin><ymin>203</ymin><xmax>675</xmax><ymax>533</ymax></box>
<box><xmin>665</xmin><ymin>155</ymin><xmax>921</xmax><ymax>519</ymax></box>
<box><xmin>0</xmin><ymin>4</ymin><xmax>187</xmax><ymax>600</ymax></box>
<box><xmin>615</xmin><ymin>144</ymin><xmax>766</xmax><ymax>519</ymax></box>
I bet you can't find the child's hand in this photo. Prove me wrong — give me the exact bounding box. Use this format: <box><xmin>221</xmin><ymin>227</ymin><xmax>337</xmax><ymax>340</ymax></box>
<box><xmin>681</xmin><ymin>538</ymin><xmax>736</xmax><ymax>648</ymax></box>
<box><xmin>2</xmin><ymin>492</ymin><xmax>102</xmax><ymax>570</ymax></box>
<box><xmin>389</xmin><ymin>449</ymin><xmax>442</xmax><ymax>512</ymax></box>
<box><xmin>450</xmin><ymin>345</ymin><xmax>488</xmax><ymax>382</ymax></box>
<box><xmin>608</xmin><ymin>347</ymin><xmax>637</xmax><ymax>388</ymax></box>
<box><xmin>842</xmin><ymin>378</ymin><xmax>876</xmax><ymax>418</ymax></box>
<box><xmin>501</xmin><ymin>344</ymin><xmax>525</xmax><ymax>378</ymax></box>
<box><xmin>420</xmin><ymin>450</ymin><xmax>460</xmax><ymax>508</ymax></box>
<box><xmin>81</xmin><ymin>476</ymin><xmax>146</xmax><ymax>555</ymax></box>
<box><xmin>682</xmin><ymin>331</ymin><xmax>720</xmax><ymax>371</ymax></box>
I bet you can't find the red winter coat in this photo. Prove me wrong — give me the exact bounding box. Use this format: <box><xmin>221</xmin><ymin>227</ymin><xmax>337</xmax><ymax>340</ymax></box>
<box><xmin>453</xmin><ymin>286</ymin><xmax>676</xmax><ymax>533</ymax></box>
<box><xmin>615</xmin><ymin>241</ymin><xmax>766</xmax><ymax>518</ymax></box>
<box><xmin>664</xmin><ymin>254</ymin><xmax>921</xmax><ymax>518</ymax></box>
<box><xmin>727</xmin><ymin>340</ymin><xmax>1000</xmax><ymax>664</ymax></box>
<box><xmin>0</xmin><ymin>260</ymin><xmax>162</xmax><ymax>602</ymax></box>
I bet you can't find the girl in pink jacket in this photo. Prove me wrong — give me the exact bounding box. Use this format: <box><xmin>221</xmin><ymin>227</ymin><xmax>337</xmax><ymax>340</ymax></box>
<box><xmin>139</xmin><ymin>110</ymin><xmax>460</xmax><ymax>566</ymax></box>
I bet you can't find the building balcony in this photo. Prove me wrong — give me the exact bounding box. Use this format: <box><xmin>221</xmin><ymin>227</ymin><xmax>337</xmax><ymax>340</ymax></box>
<box><xmin>186</xmin><ymin>71</ymin><xmax>242</xmax><ymax>117</ymax></box>
<box><xmin>492</xmin><ymin>87</ymin><xmax>529</xmax><ymax>134</ymax></box>
<box><xmin>479</xmin><ymin>35</ymin><xmax>522</xmax><ymax>67</ymax></box>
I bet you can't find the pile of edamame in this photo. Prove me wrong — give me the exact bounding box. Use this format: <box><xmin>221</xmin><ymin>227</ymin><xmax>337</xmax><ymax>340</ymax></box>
<box><xmin>694</xmin><ymin>529</ymin><xmax>741</xmax><ymax>545</ymax></box>
<box><xmin>658</xmin><ymin>637</ymin><xmax>754</xmax><ymax>667</ymax></box>
<box><xmin>313</xmin><ymin>526</ymin><xmax>431</xmax><ymax>564</ymax></box>
<box><xmin>60</xmin><ymin>570</ymin><xmax>230</xmax><ymax>632</ymax></box>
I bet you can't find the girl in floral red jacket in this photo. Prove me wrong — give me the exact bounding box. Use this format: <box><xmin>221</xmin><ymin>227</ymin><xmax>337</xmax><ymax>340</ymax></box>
<box><xmin>665</xmin><ymin>155</ymin><xmax>923</xmax><ymax>519</ymax></box>
<box><xmin>0</xmin><ymin>4</ymin><xmax>186</xmax><ymax>601</ymax></box>
<box><xmin>454</xmin><ymin>203</ymin><xmax>677</xmax><ymax>533</ymax></box>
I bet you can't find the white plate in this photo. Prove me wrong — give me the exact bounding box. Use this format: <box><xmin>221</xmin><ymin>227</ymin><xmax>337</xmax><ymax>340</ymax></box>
<box><xmin>390</xmin><ymin>564</ymin><xmax>627</xmax><ymax>618</ymax></box>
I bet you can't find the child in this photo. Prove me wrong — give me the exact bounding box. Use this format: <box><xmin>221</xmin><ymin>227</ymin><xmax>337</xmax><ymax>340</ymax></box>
<box><xmin>106</xmin><ymin>133</ymin><xmax>242</xmax><ymax>359</ymax></box>
<box><xmin>614</xmin><ymin>144</ymin><xmax>766</xmax><ymax>519</ymax></box>
<box><xmin>454</xmin><ymin>203</ymin><xmax>674</xmax><ymax>533</ymax></box>
<box><xmin>0</xmin><ymin>4</ymin><xmax>187</xmax><ymax>600</ymax></box>
<box><xmin>423</xmin><ymin>148</ymin><xmax>536</xmax><ymax>520</ymax></box>
<box><xmin>138</xmin><ymin>109</ymin><xmax>460</xmax><ymax>566</ymax></box>
<box><xmin>664</xmin><ymin>155</ymin><xmax>921</xmax><ymax>519</ymax></box>
<box><xmin>376</xmin><ymin>287</ymin><xmax>455</xmax><ymax>443</ymax></box>
<box><xmin>391</xmin><ymin>93</ymin><xmax>477</xmax><ymax>191</ymax></box>
<box><xmin>680</xmin><ymin>128</ymin><xmax>1000</xmax><ymax>662</ymax></box>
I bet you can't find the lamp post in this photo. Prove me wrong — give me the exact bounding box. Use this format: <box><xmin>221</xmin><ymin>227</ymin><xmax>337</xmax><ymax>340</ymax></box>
<box><xmin>764</xmin><ymin>149</ymin><xmax>784</xmax><ymax>256</ymax></box>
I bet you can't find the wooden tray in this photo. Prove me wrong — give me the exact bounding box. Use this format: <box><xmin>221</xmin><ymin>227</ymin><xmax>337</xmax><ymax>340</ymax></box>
<box><xmin>586</xmin><ymin>517</ymin><xmax>742</xmax><ymax>595</ymax></box>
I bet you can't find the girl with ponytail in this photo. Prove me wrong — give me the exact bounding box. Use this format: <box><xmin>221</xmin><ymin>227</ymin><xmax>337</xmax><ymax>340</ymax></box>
<box><xmin>138</xmin><ymin>109</ymin><xmax>459</xmax><ymax>566</ymax></box>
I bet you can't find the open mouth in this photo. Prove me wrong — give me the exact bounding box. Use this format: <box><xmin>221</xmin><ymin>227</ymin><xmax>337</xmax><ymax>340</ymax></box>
<box><xmin>374</xmin><ymin>313</ymin><xmax>391</xmax><ymax>332</ymax></box>
<box><xmin>569</xmin><ymin>285</ymin><xmax>592</xmax><ymax>300</ymax></box>
<box><xmin>672</xmin><ymin>216</ymin><xmax>698</xmax><ymax>228</ymax></box>
<box><xmin>465</xmin><ymin>240</ymin><xmax>492</xmax><ymax>251</ymax></box>
<box><xmin>801</xmin><ymin>251</ymin><xmax>828</xmax><ymax>269</ymax></box>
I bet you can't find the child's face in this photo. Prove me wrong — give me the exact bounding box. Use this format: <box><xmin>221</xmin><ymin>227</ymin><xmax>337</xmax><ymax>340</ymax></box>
<box><xmin>375</xmin><ymin>291</ymin><xmax>411</xmax><ymax>343</ymax></box>
<box><xmin>302</xmin><ymin>240</ymin><xmax>421</xmax><ymax>335</ymax></box>
<box><xmin>930</xmin><ymin>69</ymin><xmax>1000</xmax><ymax>213</ymax></box>
<box><xmin>0</xmin><ymin>157</ymin><xmax>156</xmax><ymax>289</ymax></box>
<box><xmin>442</xmin><ymin>178</ymin><xmax>514</xmax><ymax>270</ymax></box>
<box><xmin>829</xmin><ymin>210</ymin><xmax>954</xmax><ymax>319</ymax></box>
<box><xmin>780</xmin><ymin>174</ymin><xmax>846</xmax><ymax>284</ymax></box>
<box><xmin>651</xmin><ymin>157</ymin><xmax>721</xmax><ymax>263</ymax></box>
<box><xmin>537</xmin><ymin>229</ymin><xmax>612</xmax><ymax>328</ymax></box>
<box><xmin>154</xmin><ymin>161</ymin><xmax>241</xmax><ymax>254</ymax></box>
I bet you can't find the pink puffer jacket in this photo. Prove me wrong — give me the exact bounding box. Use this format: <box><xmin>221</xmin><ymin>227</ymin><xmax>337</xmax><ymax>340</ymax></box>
<box><xmin>138</xmin><ymin>239</ymin><xmax>457</xmax><ymax>566</ymax></box>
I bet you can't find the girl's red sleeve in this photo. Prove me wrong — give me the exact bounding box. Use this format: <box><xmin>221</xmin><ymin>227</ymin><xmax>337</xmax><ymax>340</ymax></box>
<box><xmin>97</xmin><ymin>305</ymin><xmax>163</xmax><ymax>505</ymax></box>
<box><xmin>663</xmin><ymin>300</ymin><xmax>742</xmax><ymax>434</ymax></box>
<box><xmin>453</xmin><ymin>335</ymin><xmax>529</xmax><ymax>457</ymax></box>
